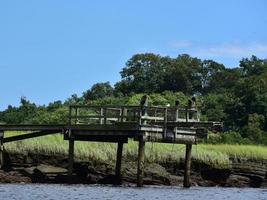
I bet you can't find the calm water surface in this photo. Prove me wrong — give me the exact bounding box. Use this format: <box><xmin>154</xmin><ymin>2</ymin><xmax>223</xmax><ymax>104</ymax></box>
<box><xmin>0</xmin><ymin>184</ymin><xmax>266</xmax><ymax>200</ymax></box>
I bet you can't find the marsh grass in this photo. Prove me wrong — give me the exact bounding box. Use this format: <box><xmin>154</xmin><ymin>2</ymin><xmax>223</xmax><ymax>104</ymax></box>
<box><xmin>3</xmin><ymin>131</ymin><xmax>267</xmax><ymax>168</ymax></box>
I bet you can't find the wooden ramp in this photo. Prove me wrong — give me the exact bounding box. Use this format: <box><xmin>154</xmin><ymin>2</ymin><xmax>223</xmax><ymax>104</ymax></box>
<box><xmin>0</xmin><ymin>100</ymin><xmax>222</xmax><ymax>187</ymax></box>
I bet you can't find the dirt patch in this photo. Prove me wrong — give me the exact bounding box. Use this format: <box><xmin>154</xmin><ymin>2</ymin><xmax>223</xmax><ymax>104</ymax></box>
<box><xmin>0</xmin><ymin>152</ymin><xmax>266</xmax><ymax>188</ymax></box>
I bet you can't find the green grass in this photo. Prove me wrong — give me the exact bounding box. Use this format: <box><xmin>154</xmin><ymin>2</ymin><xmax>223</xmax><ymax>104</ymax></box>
<box><xmin>3</xmin><ymin>131</ymin><xmax>267</xmax><ymax>169</ymax></box>
<box><xmin>198</xmin><ymin>144</ymin><xmax>267</xmax><ymax>161</ymax></box>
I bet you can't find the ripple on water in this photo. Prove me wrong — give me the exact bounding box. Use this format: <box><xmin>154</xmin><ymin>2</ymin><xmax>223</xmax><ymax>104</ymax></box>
<box><xmin>0</xmin><ymin>184</ymin><xmax>266</xmax><ymax>200</ymax></box>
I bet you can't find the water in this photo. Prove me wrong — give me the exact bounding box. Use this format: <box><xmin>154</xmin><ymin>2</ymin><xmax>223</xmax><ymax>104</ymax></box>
<box><xmin>0</xmin><ymin>184</ymin><xmax>266</xmax><ymax>200</ymax></box>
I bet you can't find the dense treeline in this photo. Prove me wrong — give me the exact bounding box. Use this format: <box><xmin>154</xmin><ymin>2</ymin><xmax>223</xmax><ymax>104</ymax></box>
<box><xmin>1</xmin><ymin>54</ymin><xmax>267</xmax><ymax>145</ymax></box>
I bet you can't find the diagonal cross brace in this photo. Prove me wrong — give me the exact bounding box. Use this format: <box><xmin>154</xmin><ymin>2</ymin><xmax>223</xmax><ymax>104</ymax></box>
<box><xmin>2</xmin><ymin>130</ymin><xmax>60</xmax><ymax>143</ymax></box>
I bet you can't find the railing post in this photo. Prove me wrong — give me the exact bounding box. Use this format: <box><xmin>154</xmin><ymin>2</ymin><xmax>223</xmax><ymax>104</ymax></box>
<box><xmin>186</xmin><ymin>107</ymin><xmax>189</xmax><ymax>122</ymax></box>
<box><xmin>103</xmin><ymin>107</ymin><xmax>107</xmax><ymax>125</ymax></box>
<box><xmin>121</xmin><ymin>107</ymin><xmax>128</xmax><ymax>122</ymax></box>
<box><xmin>164</xmin><ymin>107</ymin><xmax>168</xmax><ymax>139</ymax></box>
<box><xmin>196</xmin><ymin>110</ymin><xmax>200</xmax><ymax>122</ymax></box>
<box><xmin>140</xmin><ymin>95</ymin><xmax>148</xmax><ymax>125</ymax></box>
<box><xmin>133</xmin><ymin>108</ymin><xmax>137</xmax><ymax>122</ymax></box>
<box><xmin>175</xmin><ymin>100</ymin><xmax>180</xmax><ymax>122</ymax></box>
<box><xmin>68</xmin><ymin>106</ymin><xmax>72</xmax><ymax>125</ymax></box>
<box><xmin>100</xmin><ymin>108</ymin><xmax>104</xmax><ymax>125</ymax></box>
<box><xmin>75</xmin><ymin>107</ymin><xmax>79</xmax><ymax>124</ymax></box>
<box><xmin>0</xmin><ymin>131</ymin><xmax>4</xmax><ymax>169</ymax></box>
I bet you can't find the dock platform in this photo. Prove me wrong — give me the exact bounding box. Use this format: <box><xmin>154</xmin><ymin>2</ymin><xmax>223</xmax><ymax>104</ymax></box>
<box><xmin>0</xmin><ymin>99</ymin><xmax>222</xmax><ymax>187</ymax></box>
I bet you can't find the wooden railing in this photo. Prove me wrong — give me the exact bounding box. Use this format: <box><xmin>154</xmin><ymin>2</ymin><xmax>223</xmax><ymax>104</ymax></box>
<box><xmin>68</xmin><ymin>105</ymin><xmax>200</xmax><ymax>126</ymax></box>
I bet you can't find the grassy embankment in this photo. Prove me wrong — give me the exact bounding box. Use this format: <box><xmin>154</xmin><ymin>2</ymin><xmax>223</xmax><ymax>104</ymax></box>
<box><xmin>3</xmin><ymin>131</ymin><xmax>267</xmax><ymax>169</ymax></box>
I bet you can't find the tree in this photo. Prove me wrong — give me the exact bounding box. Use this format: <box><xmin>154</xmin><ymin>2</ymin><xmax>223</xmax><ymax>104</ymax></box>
<box><xmin>202</xmin><ymin>93</ymin><xmax>228</xmax><ymax>122</ymax></box>
<box><xmin>0</xmin><ymin>97</ymin><xmax>38</xmax><ymax>124</ymax></box>
<box><xmin>199</xmin><ymin>60</ymin><xmax>226</xmax><ymax>93</ymax></box>
<box><xmin>47</xmin><ymin>101</ymin><xmax>63</xmax><ymax>112</ymax></box>
<box><xmin>162</xmin><ymin>54</ymin><xmax>202</xmax><ymax>94</ymax></box>
<box><xmin>65</xmin><ymin>94</ymin><xmax>83</xmax><ymax>105</ymax></box>
<box><xmin>83</xmin><ymin>82</ymin><xmax>114</xmax><ymax>100</ymax></box>
<box><xmin>240</xmin><ymin>55</ymin><xmax>267</xmax><ymax>76</ymax></box>
<box><xmin>116</xmin><ymin>53</ymin><xmax>171</xmax><ymax>94</ymax></box>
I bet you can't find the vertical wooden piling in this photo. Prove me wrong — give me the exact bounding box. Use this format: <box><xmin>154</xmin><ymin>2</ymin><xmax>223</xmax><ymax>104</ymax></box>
<box><xmin>0</xmin><ymin>131</ymin><xmax>4</xmax><ymax>169</ymax></box>
<box><xmin>183</xmin><ymin>144</ymin><xmax>192</xmax><ymax>188</ymax></box>
<box><xmin>137</xmin><ymin>138</ymin><xmax>145</xmax><ymax>187</ymax></box>
<box><xmin>68</xmin><ymin>138</ymin><xmax>75</xmax><ymax>177</ymax></box>
<box><xmin>115</xmin><ymin>142</ymin><xmax>123</xmax><ymax>184</ymax></box>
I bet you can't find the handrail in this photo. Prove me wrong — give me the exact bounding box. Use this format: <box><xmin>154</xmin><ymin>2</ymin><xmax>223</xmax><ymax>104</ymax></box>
<box><xmin>69</xmin><ymin>105</ymin><xmax>169</xmax><ymax>110</ymax></box>
<box><xmin>68</xmin><ymin>105</ymin><xmax>201</xmax><ymax>126</ymax></box>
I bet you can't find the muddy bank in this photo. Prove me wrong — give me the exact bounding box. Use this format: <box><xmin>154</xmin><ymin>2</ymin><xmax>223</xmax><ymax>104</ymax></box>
<box><xmin>0</xmin><ymin>152</ymin><xmax>267</xmax><ymax>188</ymax></box>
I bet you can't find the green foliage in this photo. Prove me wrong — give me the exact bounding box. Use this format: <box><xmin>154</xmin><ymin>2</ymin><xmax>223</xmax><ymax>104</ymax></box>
<box><xmin>30</xmin><ymin>106</ymin><xmax>69</xmax><ymax>124</ymax></box>
<box><xmin>125</xmin><ymin>92</ymin><xmax>189</xmax><ymax>107</ymax></box>
<box><xmin>117</xmin><ymin>53</ymin><xmax>169</xmax><ymax>93</ymax></box>
<box><xmin>221</xmin><ymin>131</ymin><xmax>244</xmax><ymax>144</ymax></box>
<box><xmin>205</xmin><ymin>131</ymin><xmax>251</xmax><ymax>145</ymax></box>
<box><xmin>83</xmin><ymin>82</ymin><xmax>114</xmax><ymax>101</ymax></box>
<box><xmin>162</xmin><ymin>54</ymin><xmax>203</xmax><ymax>94</ymax></box>
<box><xmin>89</xmin><ymin>96</ymin><xmax>127</xmax><ymax>106</ymax></box>
<box><xmin>126</xmin><ymin>93</ymin><xmax>146</xmax><ymax>105</ymax></box>
<box><xmin>0</xmin><ymin>97</ymin><xmax>38</xmax><ymax>124</ymax></box>
<box><xmin>202</xmin><ymin>93</ymin><xmax>228</xmax><ymax>122</ymax></box>
<box><xmin>240</xmin><ymin>55</ymin><xmax>267</xmax><ymax>76</ymax></box>
<box><xmin>64</xmin><ymin>94</ymin><xmax>84</xmax><ymax>105</ymax></box>
<box><xmin>205</xmin><ymin>132</ymin><xmax>223</xmax><ymax>144</ymax></box>
<box><xmin>115</xmin><ymin>53</ymin><xmax>205</xmax><ymax>95</ymax></box>
<box><xmin>161</xmin><ymin>91</ymin><xmax>188</xmax><ymax>106</ymax></box>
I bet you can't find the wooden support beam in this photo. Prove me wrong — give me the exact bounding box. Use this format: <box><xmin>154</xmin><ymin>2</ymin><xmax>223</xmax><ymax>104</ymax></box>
<box><xmin>115</xmin><ymin>142</ymin><xmax>123</xmax><ymax>184</ymax></box>
<box><xmin>68</xmin><ymin>138</ymin><xmax>75</xmax><ymax>177</ymax></box>
<box><xmin>3</xmin><ymin>130</ymin><xmax>58</xmax><ymax>143</ymax></box>
<box><xmin>137</xmin><ymin>137</ymin><xmax>145</xmax><ymax>187</ymax></box>
<box><xmin>0</xmin><ymin>125</ymin><xmax>63</xmax><ymax>131</ymax></box>
<box><xmin>0</xmin><ymin>131</ymin><xmax>4</xmax><ymax>169</ymax></box>
<box><xmin>183</xmin><ymin>144</ymin><xmax>192</xmax><ymax>188</ymax></box>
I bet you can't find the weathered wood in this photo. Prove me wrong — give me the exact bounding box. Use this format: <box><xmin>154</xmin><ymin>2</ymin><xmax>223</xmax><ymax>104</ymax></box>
<box><xmin>67</xmin><ymin>135</ymin><xmax>128</xmax><ymax>143</ymax></box>
<box><xmin>137</xmin><ymin>138</ymin><xmax>145</xmax><ymax>187</ymax></box>
<box><xmin>0</xmin><ymin>125</ymin><xmax>64</xmax><ymax>131</ymax></box>
<box><xmin>144</xmin><ymin>132</ymin><xmax>196</xmax><ymax>144</ymax></box>
<box><xmin>121</xmin><ymin>108</ymin><xmax>128</xmax><ymax>122</ymax></box>
<box><xmin>100</xmin><ymin>108</ymin><xmax>104</xmax><ymax>125</ymax></box>
<box><xmin>0</xmin><ymin>131</ymin><xmax>4</xmax><ymax>169</ymax></box>
<box><xmin>164</xmin><ymin>108</ymin><xmax>168</xmax><ymax>138</ymax></box>
<box><xmin>66</xmin><ymin>124</ymin><xmax>140</xmax><ymax>131</ymax></box>
<box><xmin>183</xmin><ymin>144</ymin><xmax>192</xmax><ymax>188</ymax></box>
<box><xmin>68</xmin><ymin>138</ymin><xmax>75</xmax><ymax>176</ymax></box>
<box><xmin>74</xmin><ymin>107</ymin><xmax>79</xmax><ymax>124</ymax></box>
<box><xmin>115</xmin><ymin>142</ymin><xmax>124</xmax><ymax>184</ymax></box>
<box><xmin>3</xmin><ymin>130</ymin><xmax>58</xmax><ymax>143</ymax></box>
<box><xmin>68</xmin><ymin>106</ymin><xmax>72</xmax><ymax>125</ymax></box>
<box><xmin>141</xmin><ymin>116</ymin><xmax>164</xmax><ymax>121</ymax></box>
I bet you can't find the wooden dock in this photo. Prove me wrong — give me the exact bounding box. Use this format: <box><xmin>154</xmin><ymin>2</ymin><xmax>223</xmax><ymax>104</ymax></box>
<box><xmin>0</xmin><ymin>97</ymin><xmax>222</xmax><ymax>187</ymax></box>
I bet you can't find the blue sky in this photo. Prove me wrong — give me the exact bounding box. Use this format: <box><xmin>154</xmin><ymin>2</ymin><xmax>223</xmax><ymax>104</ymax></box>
<box><xmin>0</xmin><ymin>0</ymin><xmax>267</xmax><ymax>110</ymax></box>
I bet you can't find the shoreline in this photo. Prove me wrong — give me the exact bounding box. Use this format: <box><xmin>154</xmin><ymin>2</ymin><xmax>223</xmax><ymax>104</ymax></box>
<box><xmin>0</xmin><ymin>152</ymin><xmax>266</xmax><ymax>188</ymax></box>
